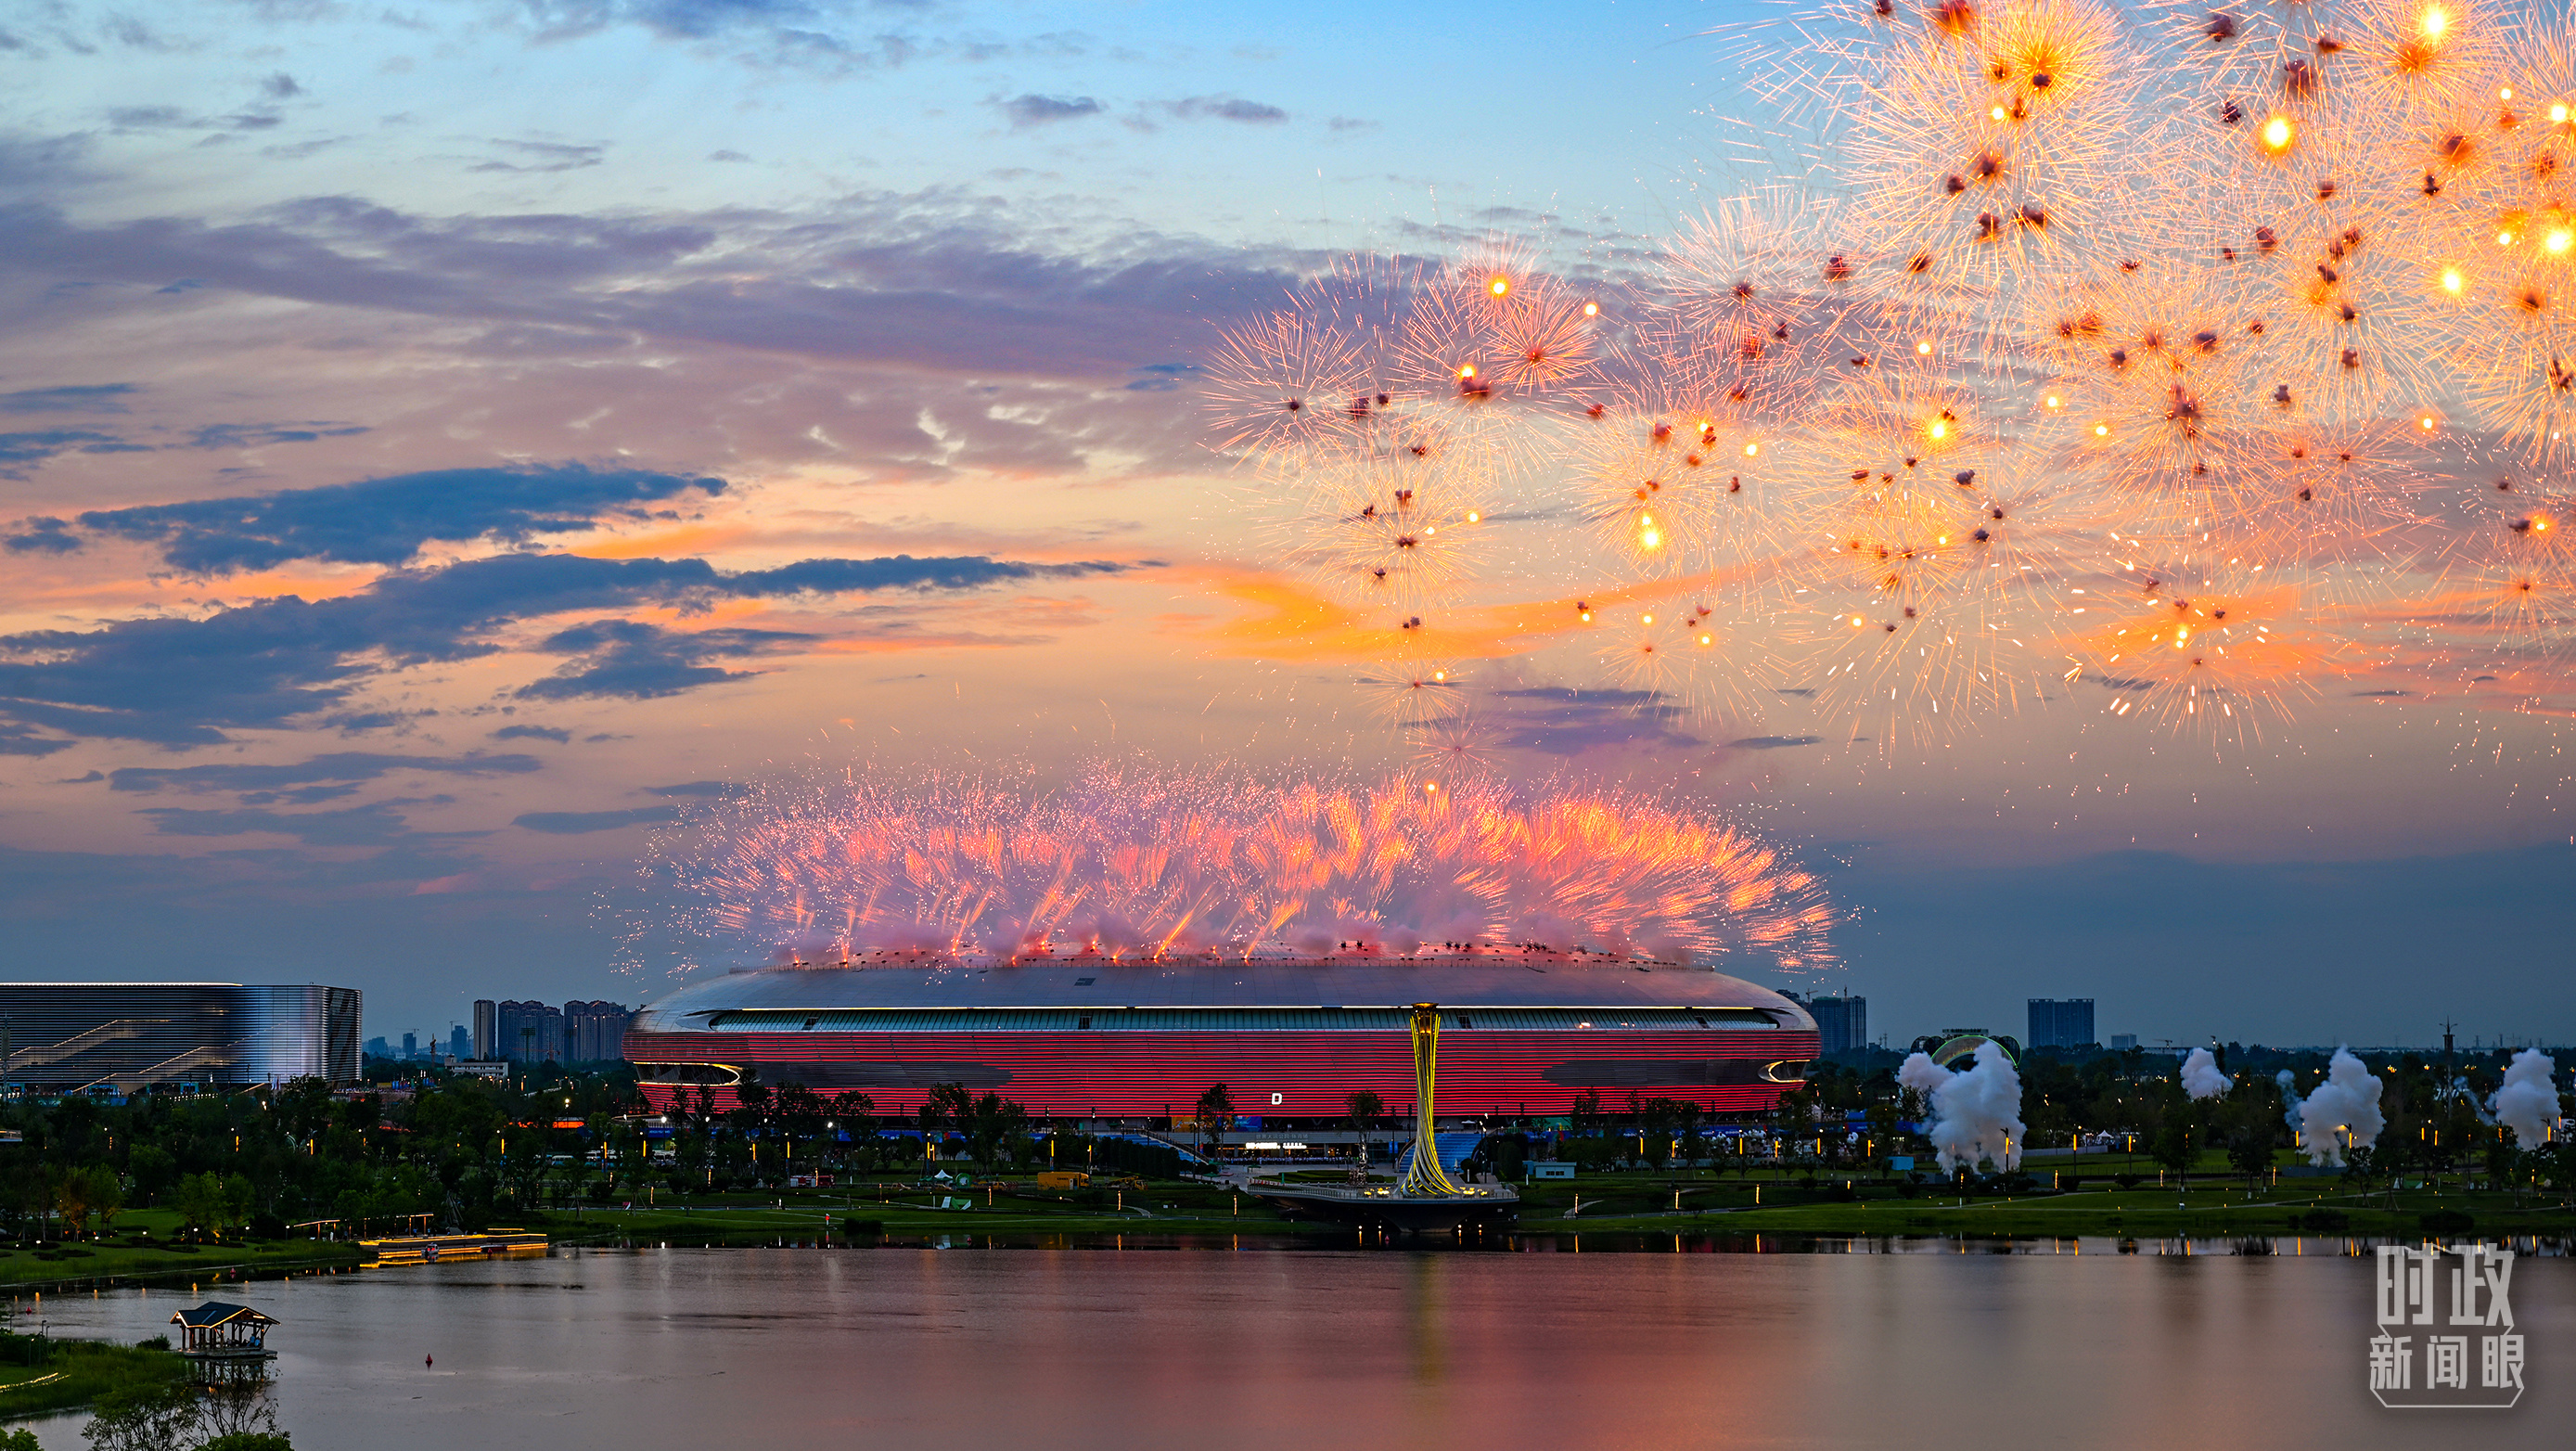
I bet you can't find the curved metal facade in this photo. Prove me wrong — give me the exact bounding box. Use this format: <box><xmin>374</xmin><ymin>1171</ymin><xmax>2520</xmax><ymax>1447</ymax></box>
<box><xmin>0</xmin><ymin>982</ymin><xmax>362</xmax><ymax>1091</ymax></box>
<box><xmin>628</xmin><ymin>950</ymin><xmax>1818</xmax><ymax>1117</ymax></box>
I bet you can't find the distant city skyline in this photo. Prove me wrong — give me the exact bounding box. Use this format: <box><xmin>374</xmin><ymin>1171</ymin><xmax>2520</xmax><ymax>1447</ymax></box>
<box><xmin>366</xmin><ymin>996</ymin><xmax>632</xmax><ymax>1064</ymax></box>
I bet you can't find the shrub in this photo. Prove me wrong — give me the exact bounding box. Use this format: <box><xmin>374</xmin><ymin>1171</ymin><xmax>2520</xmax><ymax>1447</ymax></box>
<box><xmin>2058</xmin><ymin>1175</ymin><xmax>2083</xmax><ymax>1192</ymax></box>
<box><xmin>2296</xmin><ymin>1209</ymin><xmax>2350</xmax><ymax>1232</ymax></box>
<box><xmin>2419</xmin><ymin>1209</ymin><xmax>2475</xmax><ymax>1236</ymax></box>
<box><xmin>2114</xmin><ymin>1174</ymin><xmax>2141</xmax><ymax>1189</ymax></box>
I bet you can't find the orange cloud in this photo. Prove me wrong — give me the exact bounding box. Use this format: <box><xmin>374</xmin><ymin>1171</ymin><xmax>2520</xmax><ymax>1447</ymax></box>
<box><xmin>1174</xmin><ymin>563</ymin><xmax>1775</xmax><ymax>662</ymax></box>
<box><xmin>573</xmin><ymin>522</ymin><xmax>752</xmax><ymax>559</ymax></box>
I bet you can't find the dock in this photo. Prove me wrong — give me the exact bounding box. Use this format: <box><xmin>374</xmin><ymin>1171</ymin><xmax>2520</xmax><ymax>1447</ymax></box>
<box><xmin>358</xmin><ymin>1230</ymin><xmax>548</xmax><ymax>1267</ymax></box>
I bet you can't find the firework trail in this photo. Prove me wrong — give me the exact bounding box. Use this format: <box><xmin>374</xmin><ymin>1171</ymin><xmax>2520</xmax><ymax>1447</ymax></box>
<box><xmin>2439</xmin><ymin>479</ymin><xmax>2576</xmax><ymax>649</ymax></box>
<box><xmin>638</xmin><ymin>763</ymin><xmax>1839</xmax><ymax>978</ymax></box>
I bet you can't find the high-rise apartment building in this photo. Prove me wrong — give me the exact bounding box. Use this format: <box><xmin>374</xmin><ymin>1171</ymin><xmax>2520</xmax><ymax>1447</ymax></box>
<box><xmin>495</xmin><ymin>1000</ymin><xmax>565</xmax><ymax>1062</ymax></box>
<box><xmin>563</xmin><ymin>1000</ymin><xmax>633</xmax><ymax>1062</ymax></box>
<box><xmin>468</xmin><ymin>998</ymin><xmax>633</xmax><ymax>1063</ymax></box>
<box><xmin>2027</xmin><ymin>998</ymin><xmax>2096</xmax><ymax>1050</ymax></box>
<box><xmin>1807</xmin><ymin>994</ymin><xmax>1867</xmax><ymax>1056</ymax></box>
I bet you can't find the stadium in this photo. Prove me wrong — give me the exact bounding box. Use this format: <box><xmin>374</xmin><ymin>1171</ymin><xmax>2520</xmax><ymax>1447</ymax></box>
<box><xmin>626</xmin><ymin>945</ymin><xmax>1818</xmax><ymax>1122</ymax></box>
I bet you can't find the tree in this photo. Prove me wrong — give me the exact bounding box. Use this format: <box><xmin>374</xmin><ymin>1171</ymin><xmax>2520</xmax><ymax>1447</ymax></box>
<box><xmin>1775</xmin><ymin>1081</ymin><xmax>1820</xmax><ymax>1141</ymax></box>
<box><xmin>921</xmin><ymin>1083</ymin><xmax>974</xmax><ymax>1162</ymax></box>
<box><xmin>172</xmin><ymin>1173</ymin><xmax>252</xmax><ymax>1240</ymax></box>
<box><xmin>775</xmin><ymin>1085</ymin><xmax>827</xmax><ymax>1160</ymax></box>
<box><xmin>1569</xmin><ymin>1089</ymin><xmax>1605</xmax><ymax>1140</ymax></box>
<box><xmin>81</xmin><ymin>1163</ymin><xmax>124</xmax><ymax>1236</ymax></box>
<box><xmin>1865</xmin><ymin>1098</ymin><xmax>1906</xmax><ymax>1178</ymax></box>
<box><xmin>732</xmin><ymin>1077</ymin><xmax>774</xmax><ymax>1149</ymax></box>
<box><xmin>1194</xmin><ymin>1084</ymin><xmax>1237</xmax><ymax>1166</ymax></box>
<box><xmin>966</xmin><ymin>1093</ymin><xmax>1029</xmax><ymax>1168</ymax></box>
<box><xmin>1565</xmin><ymin>1134</ymin><xmax>1617</xmax><ymax>1172</ymax></box>
<box><xmin>2149</xmin><ymin>1117</ymin><xmax>2197</xmax><ymax>1187</ymax></box>
<box><xmin>2215</xmin><ymin>1084</ymin><xmax>2283</xmax><ymax>1188</ymax></box>
<box><xmin>197</xmin><ymin>1392</ymin><xmax>290</xmax><ymax>1449</ymax></box>
<box><xmin>173</xmin><ymin>1173</ymin><xmax>231</xmax><ymax>1240</ymax></box>
<box><xmin>79</xmin><ymin>1380</ymin><xmax>293</xmax><ymax>1451</ymax></box>
<box><xmin>829</xmin><ymin>1091</ymin><xmax>877</xmax><ymax>1169</ymax></box>
<box><xmin>128</xmin><ymin>1143</ymin><xmax>180</xmax><ymax>1206</ymax></box>
<box><xmin>1342</xmin><ymin>1090</ymin><xmax>1384</xmax><ymax>1169</ymax></box>
<box><xmin>2224</xmin><ymin>1121</ymin><xmax>2275</xmax><ymax>1187</ymax></box>
<box><xmin>4</xmin><ymin>1161</ymin><xmax>52</xmax><ymax>1241</ymax></box>
<box><xmin>1637</xmin><ymin>1099</ymin><xmax>1685</xmax><ymax>1170</ymax></box>
<box><xmin>54</xmin><ymin>1165</ymin><xmax>96</xmax><ymax>1240</ymax></box>
<box><xmin>80</xmin><ymin>1383</ymin><xmax>200</xmax><ymax>1451</ymax></box>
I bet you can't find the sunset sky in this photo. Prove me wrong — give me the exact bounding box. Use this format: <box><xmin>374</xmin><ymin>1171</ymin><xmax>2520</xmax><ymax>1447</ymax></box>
<box><xmin>4</xmin><ymin>0</ymin><xmax>2569</xmax><ymax>1051</ymax></box>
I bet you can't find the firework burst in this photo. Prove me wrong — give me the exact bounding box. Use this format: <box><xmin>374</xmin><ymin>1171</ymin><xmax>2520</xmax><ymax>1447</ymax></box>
<box><xmin>2061</xmin><ymin>550</ymin><xmax>2339</xmax><ymax>740</ymax></box>
<box><xmin>641</xmin><ymin>764</ymin><xmax>1840</xmax><ymax>976</ymax></box>
<box><xmin>1198</xmin><ymin>0</ymin><xmax>2576</xmax><ymax>749</ymax></box>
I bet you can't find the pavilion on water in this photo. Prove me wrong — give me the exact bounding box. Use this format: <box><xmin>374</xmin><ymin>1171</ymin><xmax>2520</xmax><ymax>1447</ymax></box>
<box><xmin>170</xmin><ymin>1303</ymin><xmax>276</xmax><ymax>1355</ymax></box>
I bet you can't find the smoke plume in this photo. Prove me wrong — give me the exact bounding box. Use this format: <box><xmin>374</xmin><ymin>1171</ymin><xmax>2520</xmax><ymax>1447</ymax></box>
<box><xmin>2180</xmin><ymin>1047</ymin><xmax>2233</xmax><ymax>1100</ymax></box>
<box><xmin>2493</xmin><ymin>1048</ymin><xmax>2562</xmax><ymax>1149</ymax></box>
<box><xmin>1897</xmin><ymin>1040</ymin><xmax>2026</xmax><ymax>1172</ymax></box>
<box><xmin>2292</xmin><ymin>1047</ymin><xmax>2387</xmax><ymax>1166</ymax></box>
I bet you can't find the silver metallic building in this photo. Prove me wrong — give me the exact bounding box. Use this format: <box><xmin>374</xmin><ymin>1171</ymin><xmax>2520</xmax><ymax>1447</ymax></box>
<box><xmin>0</xmin><ymin>982</ymin><xmax>363</xmax><ymax>1092</ymax></box>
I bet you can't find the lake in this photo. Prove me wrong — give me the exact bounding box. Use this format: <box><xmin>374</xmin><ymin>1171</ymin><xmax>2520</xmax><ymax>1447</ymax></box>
<box><xmin>14</xmin><ymin>1238</ymin><xmax>2570</xmax><ymax>1449</ymax></box>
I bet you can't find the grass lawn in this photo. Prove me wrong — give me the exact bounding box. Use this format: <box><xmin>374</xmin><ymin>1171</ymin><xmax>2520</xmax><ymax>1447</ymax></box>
<box><xmin>1504</xmin><ymin>1149</ymin><xmax>2576</xmax><ymax>1239</ymax></box>
<box><xmin>0</xmin><ymin>1337</ymin><xmax>192</xmax><ymax>1422</ymax></box>
<box><xmin>13</xmin><ymin>1153</ymin><xmax>2555</xmax><ymax>1290</ymax></box>
<box><xmin>0</xmin><ymin>1209</ymin><xmax>361</xmax><ymax>1290</ymax></box>
<box><xmin>534</xmin><ymin>1153</ymin><xmax>2576</xmax><ymax>1245</ymax></box>
<box><xmin>550</xmin><ymin>1175</ymin><xmax>1334</xmax><ymax>1243</ymax></box>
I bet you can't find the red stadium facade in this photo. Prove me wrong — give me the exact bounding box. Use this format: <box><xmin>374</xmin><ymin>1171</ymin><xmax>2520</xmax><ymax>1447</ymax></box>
<box><xmin>628</xmin><ymin>947</ymin><xmax>1819</xmax><ymax>1121</ymax></box>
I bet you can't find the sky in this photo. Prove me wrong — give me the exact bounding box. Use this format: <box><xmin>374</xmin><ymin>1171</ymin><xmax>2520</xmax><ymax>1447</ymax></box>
<box><xmin>1</xmin><ymin>0</ymin><xmax>2569</xmax><ymax>1052</ymax></box>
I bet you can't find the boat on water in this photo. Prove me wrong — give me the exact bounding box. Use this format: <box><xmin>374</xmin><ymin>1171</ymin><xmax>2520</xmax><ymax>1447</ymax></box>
<box><xmin>359</xmin><ymin>1230</ymin><xmax>548</xmax><ymax>1267</ymax></box>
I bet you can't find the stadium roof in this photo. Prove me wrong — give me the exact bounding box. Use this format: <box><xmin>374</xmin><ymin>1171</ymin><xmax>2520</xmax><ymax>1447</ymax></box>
<box><xmin>634</xmin><ymin>947</ymin><xmax>1814</xmax><ymax>1030</ymax></box>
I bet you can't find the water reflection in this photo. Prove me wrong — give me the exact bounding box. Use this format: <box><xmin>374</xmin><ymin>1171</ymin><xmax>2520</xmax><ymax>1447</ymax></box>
<box><xmin>13</xmin><ymin>1242</ymin><xmax>2569</xmax><ymax>1450</ymax></box>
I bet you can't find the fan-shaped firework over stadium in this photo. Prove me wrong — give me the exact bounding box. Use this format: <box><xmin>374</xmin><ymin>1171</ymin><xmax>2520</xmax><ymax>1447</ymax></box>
<box><xmin>1203</xmin><ymin>0</ymin><xmax>2576</xmax><ymax>751</ymax></box>
<box><xmin>632</xmin><ymin>764</ymin><xmax>1838</xmax><ymax>977</ymax></box>
<box><xmin>622</xmin><ymin>767</ymin><xmax>1836</xmax><ymax>1119</ymax></box>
